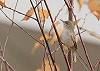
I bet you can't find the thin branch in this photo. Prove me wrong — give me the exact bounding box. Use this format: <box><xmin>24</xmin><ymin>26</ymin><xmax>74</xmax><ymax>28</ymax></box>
<box><xmin>49</xmin><ymin>4</ymin><xmax>65</xmax><ymax>34</ymax></box>
<box><xmin>72</xmin><ymin>9</ymin><xmax>94</xmax><ymax>71</ymax></box>
<box><xmin>0</xmin><ymin>9</ymin><xmax>45</xmax><ymax>47</ymax></box>
<box><xmin>0</xmin><ymin>43</ymin><xmax>14</xmax><ymax>71</ymax></box>
<box><xmin>3</xmin><ymin>0</ymin><xmax>19</xmax><ymax>59</ymax></box>
<box><xmin>1</xmin><ymin>1</ymin><xmax>19</xmax><ymax>70</ymax></box>
<box><xmin>43</xmin><ymin>0</ymin><xmax>70</xmax><ymax>70</ymax></box>
<box><xmin>29</xmin><ymin>0</ymin><xmax>57</xmax><ymax>71</ymax></box>
<box><xmin>97</xmin><ymin>62</ymin><xmax>100</xmax><ymax>71</ymax></box>
<box><xmin>76</xmin><ymin>50</ymin><xmax>90</xmax><ymax>71</ymax></box>
<box><xmin>5</xmin><ymin>6</ymin><xmax>37</xmax><ymax>21</ymax></box>
<box><xmin>35</xmin><ymin>0</ymin><xmax>43</xmax><ymax>9</ymax></box>
<box><xmin>77</xmin><ymin>57</ymin><xmax>89</xmax><ymax>71</ymax></box>
<box><xmin>43</xmin><ymin>48</ymin><xmax>46</xmax><ymax>71</ymax></box>
<box><xmin>93</xmin><ymin>59</ymin><xmax>100</xmax><ymax>69</ymax></box>
<box><xmin>0</xmin><ymin>56</ymin><xmax>14</xmax><ymax>71</ymax></box>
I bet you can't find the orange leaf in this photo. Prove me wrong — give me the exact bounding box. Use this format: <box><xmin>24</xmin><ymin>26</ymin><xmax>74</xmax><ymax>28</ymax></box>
<box><xmin>93</xmin><ymin>11</ymin><xmax>100</xmax><ymax>20</ymax></box>
<box><xmin>88</xmin><ymin>0</ymin><xmax>100</xmax><ymax>20</ymax></box>
<box><xmin>31</xmin><ymin>42</ymin><xmax>40</xmax><ymax>54</ymax></box>
<box><xmin>22</xmin><ymin>7</ymin><xmax>34</xmax><ymax>21</ymax></box>
<box><xmin>39</xmin><ymin>9</ymin><xmax>49</xmax><ymax>22</ymax></box>
<box><xmin>54</xmin><ymin>21</ymin><xmax>60</xmax><ymax>27</ymax></box>
<box><xmin>36</xmin><ymin>59</ymin><xmax>60</xmax><ymax>71</ymax></box>
<box><xmin>89</xmin><ymin>31</ymin><xmax>100</xmax><ymax>40</ymax></box>
<box><xmin>80</xmin><ymin>28</ymin><xmax>100</xmax><ymax>40</ymax></box>
<box><xmin>0</xmin><ymin>0</ymin><xmax>6</xmax><ymax>7</ymax></box>
<box><xmin>73</xmin><ymin>19</ymin><xmax>80</xmax><ymax>26</ymax></box>
<box><xmin>78</xmin><ymin>0</ymin><xmax>84</xmax><ymax>8</ymax></box>
<box><xmin>50</xmin><ymin>28</ymin><xmax>62</xmax><ymax>45</ymax></box>
<box><xmin>39</xmin><ymin>33</ymin><xmax>52</xmax><ymax>41</ymax></box>
<box><xmin>50</xmin><ymin>21</ymin><xmax>60</xmax><ymax>30</ymax></box>
<box><xmin>88</xmin><ymin>0</ymin><xmax>100</xmax><ymax>12</ymax></box>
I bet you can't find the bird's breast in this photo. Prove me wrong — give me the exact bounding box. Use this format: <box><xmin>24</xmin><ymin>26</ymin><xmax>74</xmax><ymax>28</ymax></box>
<box><xmin>61</xmin><ymin>28</ymin><xmax>75</xmax><ymax>48</ymax></box>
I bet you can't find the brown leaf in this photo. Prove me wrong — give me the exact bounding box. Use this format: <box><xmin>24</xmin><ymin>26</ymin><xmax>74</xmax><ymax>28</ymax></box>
<box><xmin>22</xmin><ymin>7</ymin><xmax>34</xmax><ymax>21</ymax></box>
<box><xmin>50</xmin><ymin>28</ymin><xmax>62</xmax><ymax>45</ymax></box>
<box><xmin>88</xmin><ymin>0</ymin><xmax>100</xmax><ymax>20</ymax></box>
<box><xmin>80</xmin><ymin>28</ymin><xmax>100</xmax><ymax>40</ymax></box>
<box><xmin>89</xmin><ymin>31</ymin><xmax>100</xmax><ymax>40</ymax></box>
<box><xmin>88</xmin><ymin>0</ymin><xmax>100</xmax><ymax>12</ymax></box>
<box><xmin>39</xmin><ymin>9</ymin><xmax>49</xmax><ymax>22</ymax></box>
<box><xmin>78</xmin><ymin>0</ymin><xmax>84</xmax><ymax>8</ymax></box>
<box><xmin>31</xmin><ymin>42</ymin><xmax>40</xmax><ymax>54</ymax></box>
<box><xmin>93</xmin><ymin>11</ymin><xmax>100</xmax><ymax>20</ymax></box>
<box><xmin>0</xmin><ymin>0</ymin><xmax>6</xmax><ymax>7</ymax></box>
<box><xmin>50</xmin><ymin>21</ymin><xmax>60</xmax><ymax>32</ymax></box>
<box><xmin>39</xmin><ymin>33</ymin><xmax>52</xmax><ymax>41</ymax></box>
<box><xmin>36</xmin><ymin>59</ymin><xmax>60</xmax><ymax>71</ymax></box>
<box><xmin>73</xmin><ymin>19</ymin><xmax>80</xmax><ymax>26</ymax></box>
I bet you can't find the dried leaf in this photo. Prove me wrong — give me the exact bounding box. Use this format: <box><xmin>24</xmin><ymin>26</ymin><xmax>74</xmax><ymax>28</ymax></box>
<box><xmin>36</xmin><ymin>59</ymin><xmax>60</xmax><ymax>71</ymax></box>
<box><xmin>50</xmin><ymin>21</ymin><xmax>60</xmax><ymax>32</ymax></box>
<box><xmin>50</xmin><ymin>28</ymin><xmax>62</xmax><ymax>45</ymax></box>
<box><xmin>89</xmin><ymin>31</ymin><xmax>100</xmax><ymax>40</ymax></box>
<box><xmin>54</xmin><ymin>21</ymin><xmax>60</xmax><ymax>27</ymax></box>
<box><xmin>78</xmin><ymin>0</ymin><xmax>84</xmax><ymax>8</ymax></box>
<box><xmin>39</xmin><ymin>9</ymin><xmax>49</xmax><ymax>22</ymax></box>
<box><xmin>0</xmin><ymin>0</ymin><xmax>6</xmax><ymax>7</ymax></box>
<box><xmin>80</xmin><ymin>28</ymin><xmax>100</xmax><ymax>40</ymax></box>
<box><xmin>31</xmin><ymin>42</ymin><xmax>40</xmax><ymax>54</ymax></box>
<box><xmin>22</xmin><ymin>7</ymin><xmax>34</xmax><ymax>21</ymax></box>
<box><xmin>88</xmin><ymin>0</ymin><xmax>100</xmax><ymax>12</ymax></box>
<box><xmin>39</xmin><ymin>33</ymin><xmax>52</xmax><ymax>41</ymax></box>
<box><xmin>88</xmin><ymin>0</ymin><xmax>100</xmax><ymax>20</ymax></box>
<box><xmin>93</xmin><ymin>11</ymin><xmax>100</xmax><ymax>20</ymax></box>
<box><xmin>73</xmin><ymin>19</ymin><xmax>80</xmax><ymax>26</ymax></box>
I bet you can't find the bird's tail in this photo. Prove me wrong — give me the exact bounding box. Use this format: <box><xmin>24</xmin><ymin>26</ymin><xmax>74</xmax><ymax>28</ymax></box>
<box><xmin>73</xmin><ymin>51</ymin><xmax>77</xmax><ymax>62</ymax></box>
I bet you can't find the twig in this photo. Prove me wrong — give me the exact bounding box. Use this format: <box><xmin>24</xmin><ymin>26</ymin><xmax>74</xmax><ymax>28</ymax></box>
<box><xmin>0</xmin><ymin>56</ymin><xmax>14</xmax><ymax>71</ymax></box>
<box><xmin>76</xmin><ymin>50</ymin><xmax>90</xmax><ymax>71</ymax></box>
<box><xmin>35</xmin><ymin>0</ymin><xmax>43</xmax><ymax>9</ymax></box>
<box><xmin>77</xmin><ymin>57</ymin><xmax>89</xmax><ymax>71</ymax></box>
<box><xmin>29</xmin><ymin>0</ymin><xmax>57</xmax><ymax>71</ymax></box>
<box><xmin>97</xmin><ymin>62</ymin><xmax>100</xmax><ymax>71</ymax></box>
<box><xmin>43</xmin><ymin>49</ymin><xmax>46</xmax><ymax>71</ymax></box>
<box><xmin>49</xmin><ymin>4</ymin><xmax>65</xmax><ymax>34</ymax></box>
<box><xmin>3</xmin><ymin>0</ymin><xmax>19</xmax><ymax>62</ymax></box>
<box><xmin>0</xmin><ymin>9</ymin><xmax>45</xmax><ymax>47</ymax></box>
<box><xmin>64</xmin><ymin>0</ymin><xmax>74</xmax><ymax>70</ymax></box>
<box><xmin>5</xmin><ymin>6</ymin><xmax>37</xmax><ymax>21</ymax></box>
<box><xmin>93</xmin><ymin>59</ymin><xmax>100</xmax><ymax>69</ymax></box>
<box><xmin>72</xmin><ymin>8</ymin><xmax>94</xmax><ymax>71</ymax></box>
<box><xmin>43</xmin><ymin>0</ymin><xmax>70</xmax><ymax>70</ymax></box>
<box><xmin>1</xmin><ymin>1</ymin><xmax>19</xmax><ymax>70</ymax></box>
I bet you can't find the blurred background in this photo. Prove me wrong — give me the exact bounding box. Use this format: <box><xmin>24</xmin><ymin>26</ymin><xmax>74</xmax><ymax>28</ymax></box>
<box><xmin>0</xmin><ymin>0</ymin><xmax>100</xmax><ymax>71</ymax></box>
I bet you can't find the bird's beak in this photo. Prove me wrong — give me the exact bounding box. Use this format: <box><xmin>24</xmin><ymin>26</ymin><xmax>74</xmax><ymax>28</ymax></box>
<box><xmin>60</xmin><ymin>19</ymin><xmax>64</xmax><ymax>23</ymax></box>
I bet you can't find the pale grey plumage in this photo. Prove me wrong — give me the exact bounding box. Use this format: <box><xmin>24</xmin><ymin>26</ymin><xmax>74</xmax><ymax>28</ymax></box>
<box><xmin>60</xmin><ymin>19</ymin><xmax>77</xmax><ymax>62</ymax></box>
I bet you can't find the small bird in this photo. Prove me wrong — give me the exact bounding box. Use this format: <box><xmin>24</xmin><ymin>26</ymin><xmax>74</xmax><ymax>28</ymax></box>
<box><xmin>60</xmin><ymin>19</ymin><xmax>77</xmax><ymax>62</ymax></box>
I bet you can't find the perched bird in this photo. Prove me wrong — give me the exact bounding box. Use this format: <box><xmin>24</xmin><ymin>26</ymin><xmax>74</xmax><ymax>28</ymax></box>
<box><xmin>60</xmin><ymin>19</ymin><xmax>77</xmax><ymax>62</ymax></box>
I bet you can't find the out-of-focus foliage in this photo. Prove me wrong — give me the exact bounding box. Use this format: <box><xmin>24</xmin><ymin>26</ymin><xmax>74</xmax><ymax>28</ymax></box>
<box><xmin>36</xmin><ymin>59</ymin><xmax>60</xmax><ymax>71</ymax></box>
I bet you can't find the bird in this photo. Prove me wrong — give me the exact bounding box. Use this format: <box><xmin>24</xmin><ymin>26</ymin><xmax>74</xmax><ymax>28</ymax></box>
<box><xmin>60</xmin><ymin>19</ymin><xmax>77</xmax><ymax>62</ymax></box>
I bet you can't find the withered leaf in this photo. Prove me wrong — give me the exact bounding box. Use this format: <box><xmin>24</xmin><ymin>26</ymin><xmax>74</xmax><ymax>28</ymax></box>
<box><xmin>93</xmin><ymin>11</ymin><xmax>100</xmax><ymax>20</ymax></box>
<box><xmin>50</xmin><ymin>21</ymin><xmax>60</xmax><ymax>32</ymax></box>
<box><xmin>36</xmin><ymin>59</ymin><xmax>60</xmax><ymax>71</ymax></box>
<box><xmin>50</xmin><ymin>28</ymin><xmax>62</xmax><ymax>45</ymax></box>
<box><xmin>73</xmin><ymin>19</ymin><xmax>80</xmax><ymax>26</ymax></box>
<box><xmin>31</xmin><ymin>42</ymin><xmax>40</xmax><ymax>54</ymax></box>
<box><xmin>0</xmin><ymin>0</ymin><xmax>6</xmax><ymax>7</ymax></box>
<box><xmin>78</xmin><ymin>0</ymin><xmax>84</xmax><ymax>8</ymax></box>
<box><xmin>39</xmin><ymin>33</ymin><xmax>52</xmax><ymax>41</ymax></box>
<box><xmin>88</xmin><ymin>0</ymin><xmax>100</xmax><ymax>20</ymax></box>
<box><xmin>39</xmin><ymin>9</ymin><xmax>49</xmax><ymax>22</ymax></box>
<box><xmin>22</xmin><ymin>7</ymin><xmax>34</xmax><ymax>21</ymax></box>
